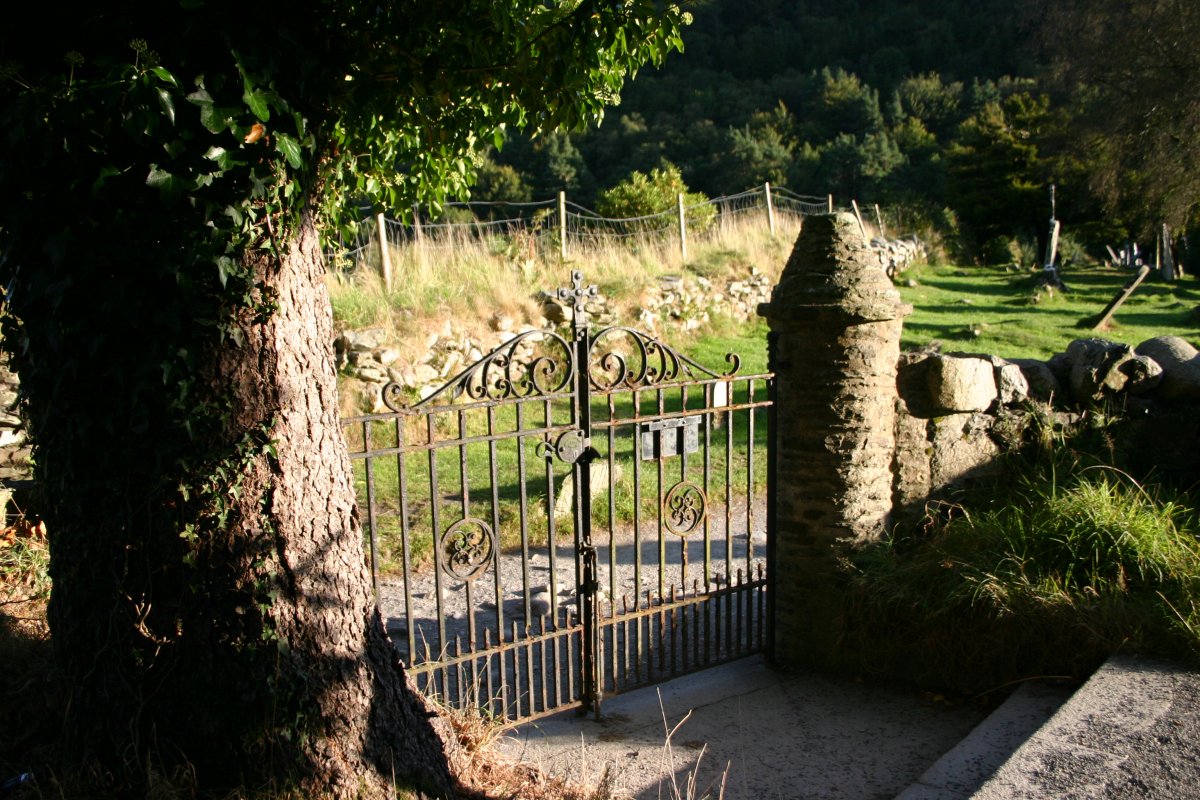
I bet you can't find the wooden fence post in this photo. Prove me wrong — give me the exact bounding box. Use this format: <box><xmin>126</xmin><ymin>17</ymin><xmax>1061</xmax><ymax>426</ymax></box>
<box><xmin>411</xmin><ymin>203</ymin><xmax>425</xmax><ymax>271</ymax></box>
<box><xmin>873</xmin><ymin>203</ymin><xmax>886</xmax><ymax>237</ymax></box>
<box><xmin>376</xmin><ymin>212</ymin><xmax>393</xmax><ymax>293</ymax></box>
<box><xmin>677</xmin><ymin>193</ymin><xmax>688</xmax><ymax>262</ymax></box>
<box><xmin>827</xmin><ymin>194</ymin><xmax>834</xmax><ymax>213</ymax></box>
<box><xmin>850</xmin><ymin>199</ymin><xmax>869</xmax><ymax>240</ymax></box>
<box><xmin>559</xmin><ymin>190</ymin><xmax>568</xmax><ymax>260</ymax></box>
<box><xmin>765</xmin><ymin>182</ymin><xmax>777</xmax><ymax>237</ymax></box>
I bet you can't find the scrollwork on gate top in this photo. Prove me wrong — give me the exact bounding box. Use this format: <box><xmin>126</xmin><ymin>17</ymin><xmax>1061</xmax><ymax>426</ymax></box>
<box><xmin>381</xmin><ymin>328</ymin><xmax>575</xmax><ymax>412</ymax></box>
<box><xmin>586</xmin><ymin>326</ymin><xmax>741</xmax><ymax>391</ymax></box>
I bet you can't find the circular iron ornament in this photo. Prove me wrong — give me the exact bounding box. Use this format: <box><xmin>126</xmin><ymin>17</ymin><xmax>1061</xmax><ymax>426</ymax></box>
<box><xmin>554</xmin><ymin>429</ymin><xmax>586</xmax><ymax>464</ymax></box>
<box><xmin>439</xmin><ymin>518</ymin><xmax>496</xmax><ymax>582</ymax></box>
<box><xmin>663</xmin><ymin>481</ymin><xmax>707</xmax><ymax>536</ymax></box>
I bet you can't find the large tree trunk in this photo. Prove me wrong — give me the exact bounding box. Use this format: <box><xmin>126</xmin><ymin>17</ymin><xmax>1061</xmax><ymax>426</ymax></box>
<box><xmin>39</xmin><ymin>212</ymin><xmax>458</xmax><ymax>797</ymax></box>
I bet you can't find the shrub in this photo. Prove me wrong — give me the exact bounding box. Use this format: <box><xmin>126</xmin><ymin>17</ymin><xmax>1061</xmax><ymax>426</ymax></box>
<box><xmin>596</xmin><ymin>162</ymin><xmax>716</xmax><ymax>233</ymax></box>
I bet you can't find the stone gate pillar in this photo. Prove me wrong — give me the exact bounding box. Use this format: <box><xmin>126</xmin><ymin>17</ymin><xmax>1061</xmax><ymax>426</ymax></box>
<box><xmin>758</xmin><ymin>213</ymin><xmax>910</xmax><ymax>668</ymax></box>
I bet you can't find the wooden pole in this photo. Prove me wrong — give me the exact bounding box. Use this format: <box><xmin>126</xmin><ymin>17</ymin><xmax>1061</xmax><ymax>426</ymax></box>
<box><xmin>375</xmin><ymin>212</ymin><xmax>393</xmax><ymax>293</ymax></box>
<box><xmin>558</xmin><ymin>190</ymin><xmax>568</xmax><ymax>260</ymax></box>
<box><xmin>873</xmin><ymin>203</ymin><xmax>886</xmax><ymax>237</ymax></box>
<box><xmin>827</xmin><ymin>194</ymin><xmax>834</xmax><ymax>213</ymax></box>
<box><xmin>677</xmin><ymin>193</ymin><xmax>688</xmax><ymax>262</ymax></box>
<box><xmin>411</xmin><ymin>203</ymin><xmax>425</xmax><ymax>271</ymax></box>
<box><xmin>764</xmin><ymin>182</ymin><xmax>777</xmax><ymax>238</ymax></box>
<box><xmin>850</xmin><ymin>199</ymin><xmax>869</xmax><ymax>240</ymax></box>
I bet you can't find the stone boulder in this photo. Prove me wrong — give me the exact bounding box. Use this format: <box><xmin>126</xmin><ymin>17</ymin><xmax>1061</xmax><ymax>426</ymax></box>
<box><xmin>927</xmin><ymin>355</ymin><xmax>997</xmax><ymax>413</ymax></box>
<box><xmin>1135</xmin><ymin>336</ymin><xmax>1200</xmax><ymax>400</ymax></box>
<box><xmin>1010</xmin><ymin>359</ymin><xmax>1062</xmax><ymax>402</ymax></box>
<box><xmin>1064</xmin><ymin>338</ymin><xmax>1161</xmax><ymax>401</ymax></box>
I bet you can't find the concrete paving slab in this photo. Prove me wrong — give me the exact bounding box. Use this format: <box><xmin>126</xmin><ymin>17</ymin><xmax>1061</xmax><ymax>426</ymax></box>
<box><xmin>896</xmin><ymin>681</ymin><xmax>1074</xmax><ymax>800</ymax></box>
<box><xmin>970</xmin><ymin>654</ymin><xmax>1200</xmax><ymax>799</ymax></box>
<box><xmin>498</xmin><ymin>656</ymin><xmax>988</xmax><ymax>799</ymax></box>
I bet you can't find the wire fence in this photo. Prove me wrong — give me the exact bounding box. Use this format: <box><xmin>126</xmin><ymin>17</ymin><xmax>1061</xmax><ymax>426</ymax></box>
<box><xmin>328</xmin><ymin>184</ymin><xmax>835</xmax><ymax>274</ymax></box>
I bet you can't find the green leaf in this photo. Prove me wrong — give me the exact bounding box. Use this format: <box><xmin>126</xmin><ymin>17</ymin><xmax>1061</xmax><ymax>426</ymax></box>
<box><xmin>244</xmin><ymin>89</ymin><xmax>270</xmax><ymax>122</ymax></box>
<box><xmin>274</xmin><ymin>133</ymin><xmax>304</xmax><ymax>169</ymax></box>
<box><xmin>156</xmin><ymin>88</ymin><xmax>176</xmax><ymax>125</ymax></box>
<box><xmin>91</xmin><ymin>165</ymin><xmax>121</xmax><ymax>196</ymax></box>
<box><xmin>146</xmin><ymin>165</ymin><xmax>188</xmax><ymax>197</ymax></box>
<box><xmin>150</xmin><ymin>66</ymin><xmax>179</xmax><ymax>87</ymax></box>
<box><xmin>204</xmin><ymin>146</ymin><xmax>235</xmax><ymax>170</ymax></box>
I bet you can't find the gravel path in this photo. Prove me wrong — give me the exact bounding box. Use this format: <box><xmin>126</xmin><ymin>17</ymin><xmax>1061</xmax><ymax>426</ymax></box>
<box><xmin>379</xmin><ymin>496</ymin><xmax>768</xmax><ymax>666</ymax></box>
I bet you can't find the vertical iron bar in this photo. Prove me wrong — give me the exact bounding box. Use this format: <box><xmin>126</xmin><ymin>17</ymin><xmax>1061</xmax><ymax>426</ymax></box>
<box><xmin>736</xmin><ymin>568</ymin><xmax>744</xmax><ymax>655</ymax></box>
<box><xmin>397</xmin><ymin>416</ymin><xmax>416</xmax><ymax>662</ymax></box>
<box><xmin>725</xmin><ymin>396</ymin><xmax>734</xmax><ymax>592</ymax></box>
<box><xmin>678</xmin><ymin>385</ymin><xmax>689</xmax><ymax>590</ymax></box>
<box><xmin>516</xmin><ymin>403</ymin><xmax>531</xmax><ymax>626</ymax></box>
<box><xmin>746</xmin><ymin>380</ymin><xmax>755</xmax><ymax>579</ymax></box>
<box><xmin>427</xmin><ymin>414</ymin><xmax>448</xmax><ymax>698</ymax></box>
<box><xmin>538</xmin><ymin>615</ymin><xmax>548</xmax><ymax>713</ymax></box>
<box><xmin>454</xmin><ymin>635</ymin><xmax>464</xmax><ymax>709</ymax></box>
<box><xmin>362</xmin><ymin>421</ymin><xmax>381</xmax><ymax>605</ymax></box>
<box><xmin>484</xmin><ymin>629</ymin><xmax>496</xmax><ymax>717</ymax></box>
<box><xmin>458</xmin><ymin>410</ymin><xmax>477</xmax><ymax>655</ymax></box>
<box><xmin>552</xmin><ymin>607</ymin><xmax>564</xmax><ymax>707</ymax></box>
<box><xmin>607</xmin><ymin>393</ymin><xmax>618</xmax><ymax>620</ymax></box>
<box><xmin>567</xmin><ymin>274</ymin><xmax>602</xmax><ymax>719</ymax></box>
<box><xmin>633</xmin><ymin>394</ymin><xmax>644</xmax><ymax>612</ymax></box>
<box><xmin>486</xmin><ymin>405</ymin><xmax>506</xmax><ymax>707</ymax></box>
<box><xmin>544</xmin><ymin>398</ymin><xmax>560</xmax><ymax>621</ymax></box>
<box><xmin>565</xmin><ymin>609</ymin><xmax>576</xmax><ymax>705</ymax></box>
<box><xmin>511</xmin><ymin>620</ymin><xmax>522</xmax><ymax>719</ymax></box>
<box><xmin>656</xmin><ymin>388</ymin><xmax>666</xmax><ymax>601</ymax></box>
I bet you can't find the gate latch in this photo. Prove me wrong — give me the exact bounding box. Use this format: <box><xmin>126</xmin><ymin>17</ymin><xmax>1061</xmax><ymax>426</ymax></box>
<box><xmin>552</xmin><ymin>429</ymin><xmax>600</xmax><ymax>465</ymax></box>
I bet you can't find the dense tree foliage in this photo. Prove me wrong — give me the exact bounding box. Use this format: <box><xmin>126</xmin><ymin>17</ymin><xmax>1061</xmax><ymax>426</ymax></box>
<box><xmin>483</xmin><ymin>0</ymin><xmax>1197</xmax><ymax>260</ymax></box>
<box><xmin>0</xmin><ymin>2</ymin><xmax>684</xmax><ymax>795</ymax></box>
<box><xmin>1033</xmin><ymin>0</ymin><xmax>1200</xmax><ymax>237</ymax></box>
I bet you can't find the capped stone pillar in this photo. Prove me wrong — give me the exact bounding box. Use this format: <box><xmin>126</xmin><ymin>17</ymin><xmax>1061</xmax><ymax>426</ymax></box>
<box><xmin>758</xmin><ymin>213</ymin><xmax>911</xmax><ymax>667</ymax></box>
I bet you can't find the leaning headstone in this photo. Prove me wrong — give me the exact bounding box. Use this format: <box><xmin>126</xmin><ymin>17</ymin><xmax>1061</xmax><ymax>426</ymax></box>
<box><xmin>554</xmin><ymin>461</ymin><xmax>623</xmax><ymax>519</ymax></box>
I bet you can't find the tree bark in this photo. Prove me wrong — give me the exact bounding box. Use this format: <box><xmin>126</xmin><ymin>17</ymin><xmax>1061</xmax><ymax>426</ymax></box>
<box><xmin>41</xmin><ymin>212</ymin><xmax>459</xmax><ymax>797</ymax></box>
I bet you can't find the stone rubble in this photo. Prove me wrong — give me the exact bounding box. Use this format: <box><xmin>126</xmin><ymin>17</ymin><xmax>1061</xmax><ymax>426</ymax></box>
<box><xmin>894</xmin><ymin>333</ymin><xmax>1200</xmax><ymax>525</ymax></box>
<box><xmin>336</xmin><ymin>270</ymin><xmax>776</xmax><ymax>413</ymax></box>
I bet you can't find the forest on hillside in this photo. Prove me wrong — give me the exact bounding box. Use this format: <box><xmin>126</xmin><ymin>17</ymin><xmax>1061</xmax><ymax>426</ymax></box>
<box><xmin>466</xmin><ymin>0</ymin><xmax>1198</xmax><ymax>265</ymax></box>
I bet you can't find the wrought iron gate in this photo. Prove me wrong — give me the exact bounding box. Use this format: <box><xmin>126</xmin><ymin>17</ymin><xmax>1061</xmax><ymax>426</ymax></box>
<box><xmin>341</xmin><ymin>272</ymin><xmax>773</xmax><ymax>723</ymax></box>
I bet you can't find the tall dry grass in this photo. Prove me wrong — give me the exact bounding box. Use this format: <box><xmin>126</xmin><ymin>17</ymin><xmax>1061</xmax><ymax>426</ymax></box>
<box><xmin>325</xmin><ymin>212</ymin><xmax>803</xmax><ymax>342</ymax></box>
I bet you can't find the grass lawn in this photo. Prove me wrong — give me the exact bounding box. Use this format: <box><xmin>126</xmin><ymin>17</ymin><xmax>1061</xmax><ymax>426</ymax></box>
<box><xmin>898</xmin><ymin>262</ymin><xmax>1200</xmax><ymax>359</ymax></box>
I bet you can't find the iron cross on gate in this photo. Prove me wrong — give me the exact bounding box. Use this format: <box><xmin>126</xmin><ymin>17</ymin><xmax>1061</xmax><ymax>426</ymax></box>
<box><xmin>557</xmin><ymin>270</ymin><xmax>598</xmax><ymax>330</ymax></box>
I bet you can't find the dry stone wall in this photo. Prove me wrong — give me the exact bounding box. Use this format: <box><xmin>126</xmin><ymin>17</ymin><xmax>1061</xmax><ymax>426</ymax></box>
<box><xmin>894</xmin><ymin>334</ymin><xmax>1200</xmax><ymax>524</ymax></box>
<box><xmin>337</xmin><ymin>269</ymin><xmax>774</xmax><ymax>413</ymax></box>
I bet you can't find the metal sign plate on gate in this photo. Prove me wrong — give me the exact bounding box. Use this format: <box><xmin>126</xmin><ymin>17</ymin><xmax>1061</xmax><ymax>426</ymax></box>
<box><xmin>641</xmin><ymin>415</ymin><xmax>702</xmax><ymax>460</ymax></box>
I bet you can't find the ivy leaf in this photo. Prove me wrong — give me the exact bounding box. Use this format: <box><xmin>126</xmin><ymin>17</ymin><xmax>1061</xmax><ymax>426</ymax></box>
<box><xmin>150</xmin><ymin>66</ymin><xmax>179</xmax><ymax>87</ymax></box>
<box><xmin>156</xmin><ymin>88</ymin><xmax>176</xmax><ymax>125</ymax></box>
<box><xmin>146</xmin><ymin>165</ymin><xmax>192</xmax><ymax>199</ymax></box>
<box><xmin>204</xmin><ymin>146</ymin><xmax>235</xmax><ymax>171</ymax></box>
<box><xmin>243</xmin><ymin>88</ymin><xmax>270</xmax><ymax>122</ymax></box>
<box><xmin>274</xmin><ymin>133</ymin><xmax>303</xmax><ymax>169</ymax></box>
<box><xmin>91</xmin><ymin>165</ymin><xmax>122</xmax><ymax>197</ymax></box>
